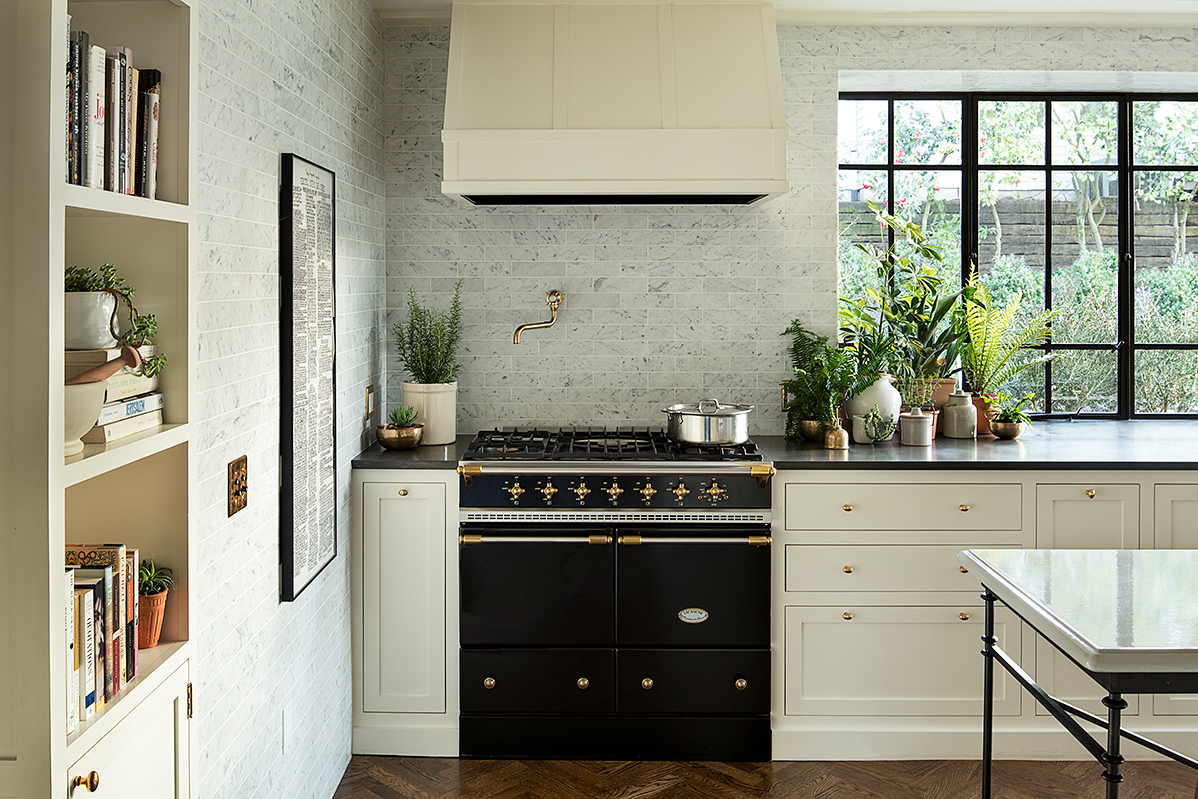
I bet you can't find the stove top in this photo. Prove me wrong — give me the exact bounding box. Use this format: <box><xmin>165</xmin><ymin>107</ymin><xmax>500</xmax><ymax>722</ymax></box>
<box><xmin>463</xmin><ymin>427</ymin><xmax>764</xmax><ymax>462</ymax></box>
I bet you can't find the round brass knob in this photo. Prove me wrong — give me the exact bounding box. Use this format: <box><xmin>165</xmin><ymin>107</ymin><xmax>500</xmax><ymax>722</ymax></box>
<box><xmin>506</xmin><ymin>481</ymin><xmax>525</xmax><ymax>502</ymax></box>
<box><xmin>1086</xmin><ymin>489</ymin><xmax>1096</xmax><ymax>499</ymax></box>
<box><xmin>960</xmin><ymin>566</ymin><xmax>969</xmax><ymax>573</ymax></box>
<box><xmin>843</xmin><ymin>612</ymin><xmax>853</xmax><ymax>620</ymax></box>
<box><xmin>640</xmin><ymin>482</ymin><xmax>657</xmax><ymax>503</ymax></box>
<box><xmin>73</xmin><ymin>772</ymin><xmax>100</xmax><ymax>793</ymax></box>
<box><xmin>843</xmin><ymin>565</ymin><xmax>853</xmax><ymax>574</ymax></box>
<box><xmin>541</xmin><ymin>482</ymin><xmax>558</xmax><ymax>503</ymax></box>
<box><xmin>483</xmin><ymin>676</ymin><xmax>496</xmax><ymax>690</ymax></box>
<box><xmin>577</xmin><ymin>677</ymin><xmax>590</xmax><ymax>690</ymax></box>
<box><xmin>735</xmin><ymin>678</ymin><xmax>748</xmax><ymax>691</ymax></box>
<box><xmin>641</xmin><ymin>677</ymin><xmax>654</xmax><ymax>690</ymax></box>
<box><xmin>842</xmin><ymin>504</ymin><xmax>853</xmax><ymax>512</ymax></box>
<box><xmin>606</xmin><ymin>481</ymin><xmax>624</xmax><ymax>503</ymax></box>
<box><xmin>398</xmin><ymin>489</ymin><xmax>408</xmax><ymax>496</ymax></box>
<box><xmin>959</xmin><ymin>613</ymin><xmax>970</xmax><ymax>621</ymax></box>
<box><xmin>672</xmin><ymin>482</ymin><xmax>689</xmax><ymax>502</ymax></box>
<box><xmin>574</xmin><ymin>481</ymin><xmax>591</xmax><ymax>503</ymax></box>
<box><xmin>959</xmin><ymin>504</ymin><xmax>969</xmax><ymax>512</ymax></box>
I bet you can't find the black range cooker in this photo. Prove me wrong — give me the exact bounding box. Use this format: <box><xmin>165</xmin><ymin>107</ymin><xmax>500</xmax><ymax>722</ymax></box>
<box><xmin>456</xmin><ymin>427</ymin><xmax>775</xmax><ymax>761</ymax></box>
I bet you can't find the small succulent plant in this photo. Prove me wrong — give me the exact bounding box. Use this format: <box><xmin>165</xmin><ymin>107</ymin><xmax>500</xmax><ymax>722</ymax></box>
<box><xmin>386</xmin><ymin>405</ymin><xmax>420</xmax><ymax>428</ymax></box>
<box><xmin>139</xmin><ymin>559</ymin><xmax>174</xmax><ymax>596</ymax></box>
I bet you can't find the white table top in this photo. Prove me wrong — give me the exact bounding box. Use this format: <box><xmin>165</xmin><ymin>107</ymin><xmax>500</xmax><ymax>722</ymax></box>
<box><xmin>957</xmin><ymin>549</ymin><xmax>1198</xmax><ymax>674</ymax></box>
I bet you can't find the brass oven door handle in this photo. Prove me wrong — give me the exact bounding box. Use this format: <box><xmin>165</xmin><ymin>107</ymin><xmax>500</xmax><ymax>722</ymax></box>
<box><xmin>616</xmin><ymin>536</ymin><xmax>771</xmax><ymax>546</ymax></box>
<box><xmin>459</xmin><ymin>534</ymin><xmax>612</xmax><ymax>544</ymax></box>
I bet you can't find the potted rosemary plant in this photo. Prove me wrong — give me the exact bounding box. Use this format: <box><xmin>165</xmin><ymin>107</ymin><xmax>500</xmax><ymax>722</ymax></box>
<box><xmin>393</xmin><ymin>281</ymin><xmax>463</xmax><ymax>446</ymax></box>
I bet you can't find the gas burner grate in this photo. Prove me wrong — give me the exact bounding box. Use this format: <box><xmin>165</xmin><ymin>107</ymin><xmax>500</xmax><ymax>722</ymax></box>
<box><xmin>549</xmin><ymin>427</ymin><xmax>675</xmax><ymax>460</ymax></box>
<box><xmin>462</xmin><ymin>427</ymin><xmax>764</xmax><ymax>462</ymax></box>
<box><xmin>464</xmin><ymin>428</ymin><xmax>554</xmax><ymax>460</ymax></box>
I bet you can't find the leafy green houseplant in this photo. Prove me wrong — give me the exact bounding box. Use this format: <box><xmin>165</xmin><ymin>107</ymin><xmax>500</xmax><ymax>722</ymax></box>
<box><xmin>394</xmin><ymin>281</ymin><xmax>464</xmax><ymax>446</ymax></box>
<box><xmin>386</xmin><ymin>405</ymin><xmax>420</xmax><ymax>428</ymax></box>
<box><xmin>65</xmin><ymin>263</ymin><xmax>168</xmax><ymax>377</ymax></box>
<box><xmin>377</xmin><ymin>404</ymin><xmax>424</xmax><ymax>450</ymax></box>
<box><xmin>137</xmin><ymin>559</ymin><xmax>174</xmax><ymax>649</ymax></box>
<box><xmin>781</xmin><ymin>322</ymin><xmax>863</xmax><ymax>441</ymax></box>
<box><xmin>985</xmin><ymin>392</ymin><xmax>1035</xmax><ymax>439</ymax></box>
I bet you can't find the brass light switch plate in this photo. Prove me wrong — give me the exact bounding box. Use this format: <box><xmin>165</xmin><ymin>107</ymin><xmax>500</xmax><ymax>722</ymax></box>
<box><xmin>228</xmin><ymin>455</ymin><xmax>248</xmax><ymax>516</ymax></box>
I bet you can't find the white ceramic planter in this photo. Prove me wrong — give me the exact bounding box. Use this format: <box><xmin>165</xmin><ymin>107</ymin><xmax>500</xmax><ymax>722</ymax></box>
<box><xmin>845</xmin><ymin>374</ymin><xmax>902</xmax><ymax>423</ymax></box>
<box><xmin>64</xmin><ymin>291</ymin><xmax>119</xmax><ymax>350</ymax></box>
<box><xmin>401</xmin><ymin>381</ymin><xmax>457</xmax><ymax>445</ymax></box>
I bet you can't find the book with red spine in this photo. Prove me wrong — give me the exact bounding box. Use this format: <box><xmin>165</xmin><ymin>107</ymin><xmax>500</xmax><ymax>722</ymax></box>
<box><xmin>67</xmin><ymin>545</ymin><xmax>126</xmax><ymax>691</ymax></box>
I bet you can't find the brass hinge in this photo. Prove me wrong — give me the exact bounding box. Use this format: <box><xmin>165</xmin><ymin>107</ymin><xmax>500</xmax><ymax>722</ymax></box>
<box><xmin>747</xmin><ymin>535</ymin><xmax>772</xmax><ymax>546</ymax></box>
<box><xmin>751</xmin><ymin>464</ymin><xmax>776</xmax><ymax>488</ymax></box>
<box><xmin>457</xmin><ymin>464</ymin><xmax>482</xmax><ymax>485</ymax></box>
<box><xmin>187</xmin><ymin>683</ymin><xmax>193</xmax><ymax>719</ymax></box>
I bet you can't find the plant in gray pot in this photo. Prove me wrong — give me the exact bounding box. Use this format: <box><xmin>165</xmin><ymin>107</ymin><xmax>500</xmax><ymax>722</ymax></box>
<box><xmin>393</xmin><ymin>281</ymin><xmax>463</xmax><ymax>446</ymax></box>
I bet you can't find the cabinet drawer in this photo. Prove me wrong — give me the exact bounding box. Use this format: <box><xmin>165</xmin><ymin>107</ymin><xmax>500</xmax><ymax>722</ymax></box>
<box><xmin>461</xmin><ymin>649</ymin><xmax>614</xmax><ymax>714</ymax></box>
<box><xmin>617</xmin><ymin>649</ymin><xmax>769</xmax><ymax>714</ymax></box>
<box><xmin>783</xmin><ymin>605</ymin><xmax>1021</xmax><ymax>717</ymax></box>
<box><xmin>785</xmin><ymin>545</ymin><xmax>1019</xmax><ymax>592</ymax></box>
<box><xmin>785</xmin><ymin>483</ymin><xmax>1022</xmax><ymax>531</ymax></box>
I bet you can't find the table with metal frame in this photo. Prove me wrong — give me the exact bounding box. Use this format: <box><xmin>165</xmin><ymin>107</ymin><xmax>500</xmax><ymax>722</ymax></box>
<box><xmin>957</xmin><ymin>549</ymin><xmax>1198</xmax><ymax>799</ymax></box>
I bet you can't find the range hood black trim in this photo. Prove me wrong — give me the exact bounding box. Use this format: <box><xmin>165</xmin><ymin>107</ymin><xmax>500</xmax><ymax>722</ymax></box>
<box><xmin>461</xmin><ymin>193</ymin><xmax>767</xmax><ymax>206</ymax></box>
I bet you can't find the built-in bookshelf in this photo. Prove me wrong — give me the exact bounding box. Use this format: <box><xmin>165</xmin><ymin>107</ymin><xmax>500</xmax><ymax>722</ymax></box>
<box><xmin>1</xmin><ymin>0</ymin><xmax>196</xmax><ymax>795</ymax></box>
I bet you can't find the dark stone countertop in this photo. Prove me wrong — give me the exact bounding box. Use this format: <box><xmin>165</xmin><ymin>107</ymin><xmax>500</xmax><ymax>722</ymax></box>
<box><xmin>351</xmin><ymin>421</ymin><xmax>1198</xmax><ymax>471</ymax></box>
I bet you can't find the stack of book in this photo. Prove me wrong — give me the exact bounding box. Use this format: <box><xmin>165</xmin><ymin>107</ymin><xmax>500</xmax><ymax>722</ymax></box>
<box><xmin>65</xmin><ymin>345</ymin><xmax>164</xmax><ymax>445</ymax></box>
<box><xmin>65</xmin><ymin>544</ymin><xmax>141</xmax><ymax>734</ymax></box>
<box><xmin>65</xmin><ymin>17</ymin><xmax>161</xmax><ymax>199</ymax></box>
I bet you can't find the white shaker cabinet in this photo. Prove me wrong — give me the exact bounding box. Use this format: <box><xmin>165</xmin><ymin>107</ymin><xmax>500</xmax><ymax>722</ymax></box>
<box><xmin>352</xmin><ymin>469</ymin><xmax>459</xmax><ymax>756</ymax></box>
<box><xmin>1152</xmin><ymin>484</ymin><xmax>1198</xmax><ymax>715</ymax></box>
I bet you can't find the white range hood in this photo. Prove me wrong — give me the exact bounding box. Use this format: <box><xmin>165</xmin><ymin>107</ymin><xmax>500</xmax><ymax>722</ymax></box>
<box><xmin>441</xmin><ymin>0</ymin><xmax>790</xmax><ymax>206</ymax></box>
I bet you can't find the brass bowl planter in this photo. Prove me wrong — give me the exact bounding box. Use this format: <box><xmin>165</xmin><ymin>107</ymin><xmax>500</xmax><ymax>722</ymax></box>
<box><xmin>989</xmin><ymin>420</ymin><xmax>1024</xmax><ymax>439</ymax></box>
<box><xmin>799</xmin><ymin>419</ymin><xmax>825</xmax><ymax>442</ymax></box>
<box><xmin>377</xmin><ymin>424</ymin><xmax>424</xmax><ymax>450</ymax></box>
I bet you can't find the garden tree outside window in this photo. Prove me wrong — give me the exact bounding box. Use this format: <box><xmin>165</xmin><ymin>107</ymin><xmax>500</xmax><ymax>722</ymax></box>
<box><xmin>839</xmin><ymin>93</ymin><xmax>1198</xmax><ymax>418</ymax></box>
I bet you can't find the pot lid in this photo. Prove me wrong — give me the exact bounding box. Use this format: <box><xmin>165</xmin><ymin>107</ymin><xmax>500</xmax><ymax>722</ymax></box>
<box><xmin>663</xmin><ymin>398</ymin><xmax>755</xmax><ymax>416</ymax></box>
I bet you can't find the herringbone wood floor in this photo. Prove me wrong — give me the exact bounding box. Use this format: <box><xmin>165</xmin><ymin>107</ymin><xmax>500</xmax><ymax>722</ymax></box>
<box><xmin>335</xmin><ymin>756</ymin><xmax>1197</xmax><ymax>799</ymax></box>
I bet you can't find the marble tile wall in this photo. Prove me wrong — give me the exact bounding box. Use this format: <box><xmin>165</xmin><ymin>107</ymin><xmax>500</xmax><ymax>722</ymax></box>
<box><xmin>383</xmin><ymin>22</ymin><xmax>1198</xmax><ymax>436</ymax></box>
<box><xmin>194</xmin><ymin>0</ymin><xmax>385</xmax><ymax>797</ymax></box>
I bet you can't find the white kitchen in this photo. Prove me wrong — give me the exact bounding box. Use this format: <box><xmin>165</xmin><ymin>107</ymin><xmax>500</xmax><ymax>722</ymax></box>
<box><xmin>4</xmin><ymin>0</ymin><xmax>1198</xmax><ymax>797</ymax></box>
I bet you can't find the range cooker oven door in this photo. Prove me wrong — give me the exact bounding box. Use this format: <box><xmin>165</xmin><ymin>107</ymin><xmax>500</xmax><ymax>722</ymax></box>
<box><xmin>615</xmin><ymin>523</ymin><xmax>770</xmax><ymax>647</ymax></box>
<box><xmin>458</xmin><ymin>524</ymin><xmax>615</xmax><ymax>646</ymax></box>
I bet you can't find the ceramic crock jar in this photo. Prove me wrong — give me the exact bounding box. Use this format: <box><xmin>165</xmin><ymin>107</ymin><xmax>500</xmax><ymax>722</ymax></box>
<box><xmin>941</xmin><ymin>389</ymin><xmax>977</xmax><ymax>439</ymax></box>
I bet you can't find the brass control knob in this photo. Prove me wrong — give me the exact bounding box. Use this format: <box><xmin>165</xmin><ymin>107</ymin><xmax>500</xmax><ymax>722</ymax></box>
<box><xmin>73</xmin><ymin>772</ymin><xmax>100</xmax><ymax>793</ymax></box>
<box><xmin>641</xmin><ymin>677</ymin><xmax>654</xmax><ymax>690</ymax></box>
<box><xmin>639</xmin><ymin>482</ymin><xmax>657</xmax><ymax>504</ymax></box>
<box><xmin>540</xmin><ymin>481</ymin><xmax>558</xmax><ymax>503</ymax></box>
<box><xmin>704</xmin><ymin>480</ymin><xmax>727</xmax><ymax>502</ymax></box>
<box><xmin>483</xmin><ymin>676</ymin><xmax>496</xmax><ymax>690</ymax></box>
<box><xmin>605</xmin><ymin>481</ymin><xmax>624</xmax><ymax>503</ymax></box>
<box><xmin>573</xmin><ymin>481</ymin><xmax>591</xmax><ymax>503</ymax></box>
<box><xmin>843</xmin><ymin>612</ymin><xmax>853</xmax><ymax>620</ymax></box>
<box><xmin>506</xmin><ymin>481</ymin><xmax>525</xmax><ymax>502</ymax></box>
<box><xmin>960</xmin><ymin>613</ymin><xmax>970</xmax><ymax>621</ymax></box>
<box><xmin>577</xmin><ymin>677</ymin><xmax>590</xmax><ymax>690</ymax></box>
<box><xmin>672</xmin><ymin>482</ymin><xmax>690</xmax><ymax>502</ymax></box>
<box><xmin>735</xmin><ymin>678</ymin><xmax>748</xmax><ymax>691</ymax></box>
<box><xmin>843</xmin><ymin>565</ymin><xmax>853</xmax><ymax>574</ymax></box>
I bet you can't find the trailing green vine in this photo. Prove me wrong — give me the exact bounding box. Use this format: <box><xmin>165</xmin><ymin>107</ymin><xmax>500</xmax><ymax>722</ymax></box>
<box><xmin>64</xmin><ymin>263</ymin><xmax>169</xmax><ymax>377</ymax></box>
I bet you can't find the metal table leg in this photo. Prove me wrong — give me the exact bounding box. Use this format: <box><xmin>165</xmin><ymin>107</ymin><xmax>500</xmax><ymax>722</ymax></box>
<box><xmin>1102</xmin><ymin>692</ymin><xmax>1128</xmax><ymax>799</ymax></box>
<box><xmin>981</xmin><ymin>589</ymin><xmax>997</xmax><ymax>799</ymax></box>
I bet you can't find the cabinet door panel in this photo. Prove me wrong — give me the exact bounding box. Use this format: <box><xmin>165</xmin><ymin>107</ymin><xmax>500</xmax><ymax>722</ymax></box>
<box><xmin>362</xmin><ymin>481</ymin><xmax>446</xmax><ymax>713</ymax></box>
<box><xmin>67</xmin><ymin>661</ymin><xmax>190</xmax><ymax>799</ymax></box>
<box><xmin>1152</xmin><ymin>484</ymin><xmax>1198</xmax><ymax>715</ymax></box>
<box><xmin>783</xmin><ymin>606</ymin><xmax>1021</xmax><ymax>717</ymax></box>
<box><xmin>1036</xmin><ymin>484</ymin><xmax>1140</xmax><ymax>549</ymax></box>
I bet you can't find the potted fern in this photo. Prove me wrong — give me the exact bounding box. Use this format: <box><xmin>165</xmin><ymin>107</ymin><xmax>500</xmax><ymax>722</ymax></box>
<box><xmin>393</xmin><ymin>281</ymin><xmax>463</xmax><ymax>445</ymax></box>
<box><xmin>137</xmin><ymin>559</ymin><xmax>174</xmax><ymax>649</ymax></box>
<box><xmin>377</xmin><ymin>404</ymin><xmax>423</xmax><ymax>450</ymax></box>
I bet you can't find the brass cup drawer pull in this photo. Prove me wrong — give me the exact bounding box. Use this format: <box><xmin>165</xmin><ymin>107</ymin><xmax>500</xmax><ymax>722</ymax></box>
<box><xmin>959</xmin><ymin>504</ymin><xmax>969</xmax><ymax>512</ymax></box>
<box><xmin>577</xmin><ymin>676</ymin><xmax>590</xmax><ymax>690</ymax></box>
<box><xmin>483</xmin><ymin>676</ymin><xmax>496</xmax><ymax>690</ymax></box>
<box><xmin>1086</xmin><ymin>489</ymin><xmax>1096</xmax><ymax>499</ymax></box>
<box><xmin>960</xmin><ymin>566</ymin><xmax>969</xmax><ymax>573</ymax></box>
<box><xmin>843</xmin><ymin>612</ymin><xmax>853</xmax><ymax>620</ymax></box>
<box><xmin>735</xmin><ymin>678</ymin><xmax>748</xmax><ymax>691</ymax></box>
<box><xmin>959</xmin><ymin>613</ymin><xmax>970</xmax><ymax>621</ymax></box>
<box><xmin>842</xmin><ymin>565</ymin><xmax>853</xmax><ymax>574</ymax></box>
<box><xmin>73</xmin><ymin>772</ymin><xmax>100</xmax><ymax>793</ymax></box>
<box><xmin>398</xmin><ymin>488</ymin><xmax>409</xmax><ymax>496</ymax></box>
<box><xmin>842</xmin><ymin>504</ymin><xmax>853</xmax><ymax>512</ymax></box>
<box><xmin>641</xmin><ymin>677</ymin><xmax>654</xmax><ymax>690</ymax></box>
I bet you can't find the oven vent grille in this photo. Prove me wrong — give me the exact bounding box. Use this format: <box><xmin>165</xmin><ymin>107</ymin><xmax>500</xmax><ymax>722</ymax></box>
<box><xmin>460</xmin><ymin>510</ymin><xmax>770</xmax><ymax>524</ymax></box>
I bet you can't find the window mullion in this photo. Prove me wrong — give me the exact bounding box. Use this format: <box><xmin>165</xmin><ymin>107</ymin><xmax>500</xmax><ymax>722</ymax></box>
<box><xmin>1118</xmin><ymin>96</ymin><xmax>1134</xmax><ymax>418</ymax></box>
<box><xmin>1044</xmin><ymin>99</ymin><xmax>1054</xmax><ymax>414</ymax></box>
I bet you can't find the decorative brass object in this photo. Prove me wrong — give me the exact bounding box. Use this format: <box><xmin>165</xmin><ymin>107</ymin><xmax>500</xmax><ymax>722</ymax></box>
<box><xmin>398</xmin><ymin>489</ymin><xmax>409</xmax><ymax>496</ymax></box>
<box><xmin>483</xmin><ymin>676</ymin><xmax>496</xmax><ymax>689</ymax></box>
<box><xmin>605</xmin><ymin>481</ymin><xmax>624</xmax><ymax>503</ymax></box>
<box><xmin>506</xmin><ymin>481</ymin><xmax>525</xmax><ymax>502</ymax></box>
<box><xmin>73</xmin><ymin>772</ymin><xmax>100</xmax><ymax>793</ymax></box>
<box><xmin>704</xmin><ymin>481</ymin><xmax>728</xmax><ymax>502</ymax></box>
<box><xmin>513</xmin><ymin>289</ymin><xmax>563</xmax><ymax>343</ymax></box>
<box><xmin>672</xmin><ymin>482</ymin><xmax>690</xmax><ymax>502</ymax></box>
<box><xmin>459</xmin><ymin>534</ymin><xmax>484</xmax><ymax>545</ymax></box>
<box><xmin>735</xmin><ymin>678</ymin><xmax>748</xmax><ymax>691</ymax></box>
<box><xmin>959</xmin><ymin>613</ymin><xmax>970</xmax><ymax>621</ymax></box>
<box><xmin>824</xmin><ymin>419</ymin><xmax>849</xmax><ymax>450</ymax></box>
<box><xmin>747</xmin><ymin>535</ymin><xmax>772</xmax><ymax>546</ymax></box>
<box><xmin>618</xmin><ymin>534</ymin><xmax>643</xmax><ymax>546</ymax></box>
<box><xmin>959</xmin><ymin>504</ymin><xmax>970</xmax><ymax>512</ymax></box>
<box><xmin>577</xmin><ymin>677</ymin><xmax>590</xmax><ymax>690</ymax></box>
<box><xmin>457</xmin><ymin>463</ymin><xmax>482</xmax><ymax>485</ymax></box>
<box><xmin>843</xmin><ymin>612</ymin><xmax>853</xmax><ymax>620</ymax></box>
<box><xmin>639</xmin><ymin>482</ymin><xmax>657</xmax><ymax>503</ymax></box>
<box><xmin>843</xmin><ymin>565</ymin><xmax>853</xmax><ymax>573</ymax></box>
<box><xmin>540</xmin><ymin>482</ymin><xmax>558</xmax><ymax>502</ymax></box>
<box><xmin>377</xmin><ymin>424</ymin><xmax>423</xmax><ymax>450</ymax></box>
<box><xmin>960</xmin><ymin>566</ymin><xmax>969</xmax><ymax>573</ymax></box>
<box><xmin>641</xmin><ymin>677</ymin><xmax>654</xmax><ymax>690</ymax></box>
<box><xmin>589</xmin><ymin>534</ymin><xmax>612</xmax><ymax>545</ymax></box>
<box><xmin>842</xmin><ymin>504</ymin><xmax>853</xmax><ymax>512</ymax></box>
<box><xmin>1086</xmin><ymin>488</ymin><xmax>1096</xmax><ymax>499</ymax></box>
<box><xmin>574</xmin><ymin>481</ymin><xmax>591</xmax><ymax>503</ymax></box>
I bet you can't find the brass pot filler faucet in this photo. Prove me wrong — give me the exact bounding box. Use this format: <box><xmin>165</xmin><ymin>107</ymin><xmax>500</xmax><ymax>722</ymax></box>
<box><xmin>513</xmin><ymin>289</ymin><xmax>563</xmax><ymax>344</ymax></box>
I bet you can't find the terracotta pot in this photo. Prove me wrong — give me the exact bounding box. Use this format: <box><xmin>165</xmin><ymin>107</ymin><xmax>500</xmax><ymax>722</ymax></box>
<box><xmin>973</xmin><ymin>395</ymin><xmax>994</xmax><ymax>436</ymax></box>
<box><xmin>138</xmin><ymin>589</ymin><xmax>168</xmax><ymax>649</ymax></box>
<box><xmin>930</xmin><ymin>378</ymin><xmax>958</xmax><ymax>409</ymax></box>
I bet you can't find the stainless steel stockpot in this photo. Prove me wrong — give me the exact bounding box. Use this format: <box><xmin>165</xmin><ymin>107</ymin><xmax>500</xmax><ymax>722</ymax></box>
<box><xmin>662</xmin><ymin>398</ymin><xmax>754</xmax><ymax>445</ymax></box>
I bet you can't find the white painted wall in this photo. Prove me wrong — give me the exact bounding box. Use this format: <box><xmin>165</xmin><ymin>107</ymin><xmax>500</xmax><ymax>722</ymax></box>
<box><xmin>384</xmin><ymin>22</ymin><xmax>1198</xmax><ymax>436</ymax></box>
<box><xmin>193</xmin><ymin>0</ymin><xmax>385</xmax><ymax>796</ymax></box>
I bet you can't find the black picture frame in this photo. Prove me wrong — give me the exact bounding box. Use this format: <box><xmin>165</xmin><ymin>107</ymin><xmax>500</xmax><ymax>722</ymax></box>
<box><xmin>279</xmin><ymin>153</ymin><xmax>337</xmax><ymax>602</ymax></box>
